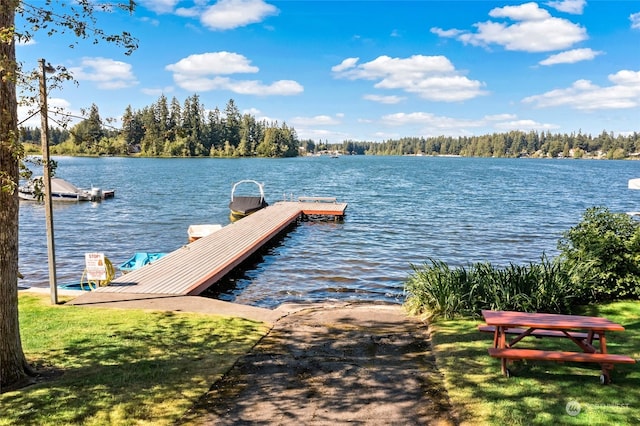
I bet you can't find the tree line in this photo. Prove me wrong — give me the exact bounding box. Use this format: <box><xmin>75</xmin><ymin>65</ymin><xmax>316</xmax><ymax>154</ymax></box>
<box><xmin>328</xmin><ymin>131</ymin><xmax>640</xmax><ymax>159</ymax></box>
<box><xmin>20</xmin><ymin>96</ymin><xmax>300</xmax><ymax>158</ymax></box>
<box><xmin>21</xmin><ymin>104</ymin><xmax>639</xmax><ymax>160</ymax></box>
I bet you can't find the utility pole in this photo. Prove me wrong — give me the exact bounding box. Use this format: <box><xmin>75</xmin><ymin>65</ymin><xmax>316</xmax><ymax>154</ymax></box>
<box><xmin>39</xmin><ymin>58</ymin><xmax>58</xmax><ymax>305</ymax></box>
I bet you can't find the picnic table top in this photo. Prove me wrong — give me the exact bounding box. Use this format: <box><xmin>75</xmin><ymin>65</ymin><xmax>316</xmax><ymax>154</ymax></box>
<box><xmin>481</xmin><ymin>310</ymin><xmax>625</xmax><ymax>332</ymax></box>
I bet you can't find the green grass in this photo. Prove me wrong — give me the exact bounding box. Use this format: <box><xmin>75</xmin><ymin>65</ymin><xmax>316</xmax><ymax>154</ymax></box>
<box><xmin>429</xmin><ymin>300</ymin><xmax>640</xmax><ymax>425</ymax></box>
<box><xmin>0</xmin><ymin>294</ymin><xmax>269</xmax><ymax>426</ymax></box>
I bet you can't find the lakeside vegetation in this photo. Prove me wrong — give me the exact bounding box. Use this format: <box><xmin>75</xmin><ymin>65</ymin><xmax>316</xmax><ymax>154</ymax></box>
<box><xmin>19</xmin><ymin>95</ymin><xmax>640</xmax><ymax>159</ymax></box>
<box><xmin>405</xmin><ymin>207</ymin><xmax>640</xmax><ymax>320</ymax></box>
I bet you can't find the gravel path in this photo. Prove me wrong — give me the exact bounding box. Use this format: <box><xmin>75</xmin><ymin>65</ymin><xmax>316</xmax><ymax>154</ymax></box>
<box><xmin>179</xmin><ymin>303</ymin><xmax>456</xmax><ymax>425</ymax></box>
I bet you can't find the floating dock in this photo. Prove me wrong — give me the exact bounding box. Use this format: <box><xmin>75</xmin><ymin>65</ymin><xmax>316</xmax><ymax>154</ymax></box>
<box><xmin>93</xmin><ymin>199</ymin><xmax>347</xmax><ymax>296</ymax></box>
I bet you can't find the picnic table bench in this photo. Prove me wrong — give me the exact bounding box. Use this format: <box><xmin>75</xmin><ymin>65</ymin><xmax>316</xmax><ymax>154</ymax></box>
<box><xmin>478</xmin><ymin>325</ymin><xmax>600</xmax><ymax>340</ymax></box>
<box><xmin>481</xmin><ymin>310</ymin><xmax>636</xmax><ymax>384</ymax></box>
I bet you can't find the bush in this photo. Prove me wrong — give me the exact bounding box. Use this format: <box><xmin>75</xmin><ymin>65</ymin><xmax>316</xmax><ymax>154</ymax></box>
<box><xmin>557</xmin><ymin>206</ymin><xmax>640</xmax><ymax>303</ymax></box>
<box><xmin>404</xmin><ymin>256</ymin><xmax>574</xmax><ymax>321</ymax></box>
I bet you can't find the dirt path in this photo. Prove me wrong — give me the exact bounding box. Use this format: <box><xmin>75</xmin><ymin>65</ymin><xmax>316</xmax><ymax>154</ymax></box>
<box><xmin>179</xmin><ymin>303</ymin><xmax>456</xmax><ymax>425</ymax></box>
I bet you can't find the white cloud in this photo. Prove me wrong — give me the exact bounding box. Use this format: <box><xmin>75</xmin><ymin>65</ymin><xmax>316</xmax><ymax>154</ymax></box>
<box><xmin>539</xmin><ymin>48</ymin><xmax>603</xmax><ymax>65</ymax></box>
<box><xmin>243</xmin><ymin>107</ymin><xmax>262</xmax><ymax>116</ymax></box>
<box><xmin>138</xmin><ymin>0</ymin><xmax>180</xmax><ymax>14</ymax></box>
<box><xmin>174</xmin><ymin>75</ymin><xmax>302</xmax><ymax>95</ymax></box>
<box><xmin>140</xmin><ymin>16</ymin><xmax>160</xmax><ymax>26</ymax></box>
<box><xmin>166</xmin><ymin>52</ymin><xmax>259</xmax><ymax>75</ymax></box>
<box><xmin>378</xmin><ymin>111</ymin><xmax>558</xmax><ymax>136</ymax></box>
<box><xmin>331</xmin><ymin>58</ymin><xmax>359</xmax><ymax>73</ymax></box>
<box><xmin>381</xmin><ymin>112</ymin><xmax>483</xmax><ymax>130</ymax></box>
<box><xmin>296</xmin><ymin>128</ymin><xmax>350</xmax><ymax>142</ymax></box>
<box><xmin>175</xmin><ymin>6</ymin><xmax>203</xmax><ymax>18</ymax></box>
<box><xmin>68</xmin><ymin>57</ymin><xmax>138</xmax><ymax>90</ymax></box>
<box><xmin>485</xmin><ymin>113</ymin><xmax>517</xmax><ymax>121</ymax></box>
<box><xmin>631</xmin><ymin>12</ymin><xmax>640</xmax><ymax>30</ymax></box>
<box><xmin>547</xmin><ymin>0</ymin><xmax>586</xmax><ymax>15</ymax></box>
<box><xmin>166</xmin><ymin>51</ymin><xmax>302</xmax><ymax>96</ymax></box>
<box><xmin>333</xmin><ymin>55</ymin><xmax>486</xmax><ymax>102</ymax></box>
<box><xmin>490</xmin><ymin>2</ymin><xmax>551</xmax><ymax>21</ymax></box>
<box><xmin>430</xmin><ymin>27</ymin><xmax>464</xmax><ymax>38</ymax></box>
<box><xmin>435</xmin><ymin>2</ymin><xmax>587</xmax><ymax>52</ymax></box>
<box><xmin>201</xmin><ymin>0</ymin><xmax>278</xmax><ymax>30</ymax></box>
<box><xmin>141</xmin><ymin>87</ymin><xmax>174</xmax><ymax>96</ymax></box>
<box><xmin>494</xmin><ymin>119</ymin><xmax>559</xmax><ymax>131</ymax></box>
<box><xmin>522</xmin><ymin>69</ymin><xmax>640</xmax><ymax>110</ymax></box>
<box><xmin>363</xmin><ymin>94</ymin><xmax>405</xmax><ymax>104</ymax></box>
<box><xmin>291</xmin><ymin>115</ymin><xmax>341</xmax><ymax>126</ymax></box>
<box><xmin>19</xmin><ymin>98</ymin><xmax>78</xmax><ymax>128</ymax></box>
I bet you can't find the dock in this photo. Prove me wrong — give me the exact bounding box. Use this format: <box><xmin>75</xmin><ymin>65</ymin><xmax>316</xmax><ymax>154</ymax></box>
<box><xmin>94</xmin><ymin>200</ymin><xmax>347</xmax><ymax>296</ymax></box>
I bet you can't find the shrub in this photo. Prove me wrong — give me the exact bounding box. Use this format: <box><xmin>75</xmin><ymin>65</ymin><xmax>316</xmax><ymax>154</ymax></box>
<box><xmin>557</xmin><ymin>206</ymin><xmax>640</xmax><ymax>303</ymax></box>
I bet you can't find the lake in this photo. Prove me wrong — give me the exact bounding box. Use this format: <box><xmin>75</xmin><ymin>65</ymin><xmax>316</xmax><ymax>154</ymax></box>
<box><xmin>18</xmin><ymin>155</ymin><xmax>640</xmax><ymax>308</ymax></box>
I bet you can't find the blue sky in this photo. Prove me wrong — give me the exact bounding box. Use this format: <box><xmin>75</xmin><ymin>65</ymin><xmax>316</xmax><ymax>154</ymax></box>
<box><xmin>16</xmin><ymin>0</ymin><xmax>640</xmax><ymax>143</ymax></box>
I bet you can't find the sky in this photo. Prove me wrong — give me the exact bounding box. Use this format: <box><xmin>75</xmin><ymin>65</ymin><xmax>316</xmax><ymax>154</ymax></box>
<box><xmin>15</xmin><ymin>0</ymin><xmax>640</xmax><ymax>143</ymax></box>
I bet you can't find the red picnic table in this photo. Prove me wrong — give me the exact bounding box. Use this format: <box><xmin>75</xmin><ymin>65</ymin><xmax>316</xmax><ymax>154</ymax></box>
<box><xmin>480</xmin><ymin>310</ymin><xmax>636</xmax><ymax>384</ymax></box>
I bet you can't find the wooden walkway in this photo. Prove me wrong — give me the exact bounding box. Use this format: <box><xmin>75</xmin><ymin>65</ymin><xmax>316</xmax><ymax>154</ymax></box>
<box><xmin>96</xmin><ymin>200</ymin><xmax>347</xmax><ymax>296</ymax></box>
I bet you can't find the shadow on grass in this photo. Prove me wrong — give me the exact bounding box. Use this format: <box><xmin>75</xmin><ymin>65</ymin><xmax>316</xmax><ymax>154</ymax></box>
<box><xmin>3</xmin><ymin>298</ymin><xmax>268</xmax><ymax>425</ymax></box>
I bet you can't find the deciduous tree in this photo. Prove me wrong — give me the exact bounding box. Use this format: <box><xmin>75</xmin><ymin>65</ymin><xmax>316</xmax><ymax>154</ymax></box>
<box><xmin>0</xmin><ymin>0</ymin><xmax>136</xmax><ymax>391</ymax></box>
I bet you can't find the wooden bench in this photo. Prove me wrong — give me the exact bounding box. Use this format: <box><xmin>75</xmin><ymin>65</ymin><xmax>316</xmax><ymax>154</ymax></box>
<box><xmin>478</xmin><ymin>324</ymin><xmax>599</xmax><ymax>340</ymax></box>
<box><xmin>488</xmin><ymin>348</ymin><xmax>635</xmax><ymax>364</ymax></box>
<box><xmin>488</xmin><ymin>347</ymin><xmax>636</xmax><ymax>383</ymax></box>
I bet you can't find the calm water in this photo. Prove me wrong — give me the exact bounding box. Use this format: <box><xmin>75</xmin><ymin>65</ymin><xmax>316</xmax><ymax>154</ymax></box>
<box><xmin>18</xmin><ymin>156</ymin><xmax>640</xmax><ymax>308</ymax></box>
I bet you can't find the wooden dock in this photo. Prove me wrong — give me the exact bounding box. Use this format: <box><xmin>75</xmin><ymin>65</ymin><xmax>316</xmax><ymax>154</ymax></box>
<box><xmin>96</xmin><ymin>200</ymin><xmax>347</xmax><ymax>296</ymax></box>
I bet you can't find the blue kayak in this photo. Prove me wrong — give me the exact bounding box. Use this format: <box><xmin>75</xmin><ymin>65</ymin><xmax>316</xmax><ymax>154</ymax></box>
<box><xmin>118</xmin><ymin>252</ymin><xmax>167</xmax><ymax>273</ymax></box>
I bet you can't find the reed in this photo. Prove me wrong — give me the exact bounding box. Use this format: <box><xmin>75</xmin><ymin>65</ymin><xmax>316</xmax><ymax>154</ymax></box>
<box><xmin>404</xmin><ymin>257</ymin><xmax>574</xmax><ymax>320</ymax></box>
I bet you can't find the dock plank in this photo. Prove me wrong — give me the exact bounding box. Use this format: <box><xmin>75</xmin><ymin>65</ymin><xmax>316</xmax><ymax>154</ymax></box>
<box><xmin>97</xmin><ymin>201</ymin><xmax>347</xmax><ymax>295</ymax></box>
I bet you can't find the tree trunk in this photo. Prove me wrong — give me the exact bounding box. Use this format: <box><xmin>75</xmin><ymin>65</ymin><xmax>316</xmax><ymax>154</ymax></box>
<box><xmin>0</xmin><ymin>1</ymin><xmax>32</xmax><ymax>392</ymax></box>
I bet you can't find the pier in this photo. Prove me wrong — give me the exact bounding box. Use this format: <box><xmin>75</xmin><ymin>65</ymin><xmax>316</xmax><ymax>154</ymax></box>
<box><xmin>90</xmin><ymin>200</ymin><xmax>347</xmax><ymax>296</ymax></box>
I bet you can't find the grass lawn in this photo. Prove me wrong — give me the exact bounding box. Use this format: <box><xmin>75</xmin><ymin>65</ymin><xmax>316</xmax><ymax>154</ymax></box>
<box><xmin>429</xmin><ymin>301</ymin><xmax>640</xmax><ymax>425</ymax></box>
<box><xmin>0</xmin><ymin>293</ymin><xmax>269</xmax><ymax>425</ymax></box>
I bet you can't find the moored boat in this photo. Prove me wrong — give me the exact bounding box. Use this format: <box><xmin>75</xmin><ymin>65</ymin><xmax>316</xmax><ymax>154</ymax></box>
<box><xmin>18</xmin><ymin>177</ymin><xmax>114</xmax><ymax>202</ymax></box>
<box><xmin>118</xmin><ymin>252</ymin><xmax>167</xmax><ymax>274</ymax></box>
<box><xmin>188</xmin><ymin>224</ymin><xmax>223</xmax><ymax>242</ymax></box>
<box><xmin>229</xmin><ymin>180</ymin><xmax>268</xmax><ymax>221</ymax></box>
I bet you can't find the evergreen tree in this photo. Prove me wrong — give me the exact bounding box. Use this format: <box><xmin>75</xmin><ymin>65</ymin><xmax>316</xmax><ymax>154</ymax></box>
<box><xmin>71</xmin><ymin>103</ymin><xmax>104</xmax><ymax>148</ymax></box>
<box><xmin>223</xmin><ymin>98</ymin><xmax>241</xmax><ymax>149</ymax></box>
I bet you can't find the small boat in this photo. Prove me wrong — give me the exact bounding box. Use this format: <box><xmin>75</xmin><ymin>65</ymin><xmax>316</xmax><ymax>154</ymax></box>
<box><xmin>627</xmin><ymin>179</ymin><xmax>640</xmax><ymax>217</ymax></box>
<box><xmin>229</xmin><ymin>180</ymin><xmax>268</xmax><ymax>221</ymax></box>
<box><xmin>188</xmin><ymin>224</ymin><xmax>223</xmax><ymax>243</ymax></box>
<box><xmin>118</xmin><ymin>252</ymin><xmax>167</xmax><ymax>274</ymax></box>
<box><xmin>18</xmin><ymin>177</ymin><xmax>114</xmax><ymax>202</ymax></box>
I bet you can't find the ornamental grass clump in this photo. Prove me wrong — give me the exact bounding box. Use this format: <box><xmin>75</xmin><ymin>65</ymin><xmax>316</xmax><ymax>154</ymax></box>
<box><xmin>404</xmin><ymin>256</ymin><xmax>573</xmax><ymax>321</ymax></box>
<box><xmin>403</xmin><ymin>259</ymin><xmax>470</xmax><ymax>321</ymax></box>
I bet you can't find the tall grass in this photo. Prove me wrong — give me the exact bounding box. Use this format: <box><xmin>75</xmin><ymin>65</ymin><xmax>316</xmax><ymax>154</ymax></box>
<box><xmin>404</xmin><ymin>257</ymin><xmax>574</xmax><ymax>321</ymax></box>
